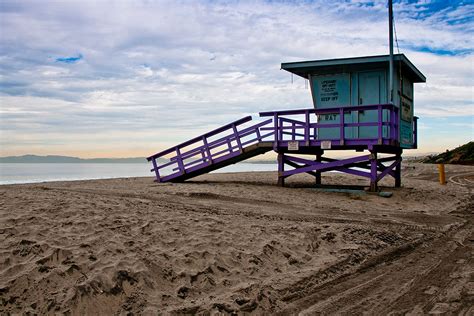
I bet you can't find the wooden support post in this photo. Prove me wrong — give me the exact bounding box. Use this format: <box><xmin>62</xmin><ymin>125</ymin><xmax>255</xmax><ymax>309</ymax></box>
<box><xmin>277</xmin><ymin>153</ymin><xmax>285</xmax><ymax>187</ymax></box>
<box><xmin>395</xmin><ymin>152</ymin><xmax>402</xmax><ymax>187</ymax></box>
<box><xmin>370</xmin><ymin>151</ymin><xmax>378</xmax><ymax>192</ymax></box>
<box><xmin>315</xmin><ymin>152</ymin><xmax>322</xmax><ymax>186</ymax></box>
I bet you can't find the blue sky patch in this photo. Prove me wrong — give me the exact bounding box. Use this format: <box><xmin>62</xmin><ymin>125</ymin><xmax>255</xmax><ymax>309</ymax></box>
<box><xmin>409</xmin><ymin>45</ymin><xmax>472</xmax><ymax>56</ymax></box>
<box><xmin>56</xmin><ymin>54</ymin><xmax>83</xmax><ymax>64</ymax></box>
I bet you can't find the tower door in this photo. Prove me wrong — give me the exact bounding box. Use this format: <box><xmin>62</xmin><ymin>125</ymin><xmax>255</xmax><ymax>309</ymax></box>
<box><xmin>357</xmin><ymin>71</ymin><xmax>386</xmax><ymax>139</ymax></box>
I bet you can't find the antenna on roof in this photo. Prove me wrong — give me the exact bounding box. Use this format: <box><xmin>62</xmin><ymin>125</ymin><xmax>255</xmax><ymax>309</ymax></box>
<box><xmin>389</xmin><ymin>0</ymin><xmax>394</xmax><ymax>103</ymax></box>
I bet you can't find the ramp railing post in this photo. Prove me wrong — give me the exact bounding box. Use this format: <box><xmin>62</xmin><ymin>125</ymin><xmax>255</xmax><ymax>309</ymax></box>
<box><xmin>227</xmin><ymin>137</ymin><xmax>233</xmax><ymax>153</ymax></box>
<box><xmin>175</xmin><ymin>147</ymin><xmax>185</xmax><ymax>175</ymax></box>
<box><xmin>202</xmin><ymin>136</ymin><xmax>212</xmax><ymax>165</ymax></box>
<box><xmin>151</xmin><ymin>158</ymin><xmax>161</xmax><ymax>182</ymax></box>
<box><xmin>232</xmin><ymin>124</ymin><xmax>243</xmax><ymax>152</ymax></box>
<box><xmin>256</xmin><ymin>127</ymin><xmax>262</xmax><ymax>142</ymax></box>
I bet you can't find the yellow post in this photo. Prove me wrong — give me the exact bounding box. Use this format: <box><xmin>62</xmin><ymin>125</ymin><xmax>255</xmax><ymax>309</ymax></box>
<box><xmin>438</xmin><ymin>164</ymin><xmax>446</xmax><ymax>185</ymax></box>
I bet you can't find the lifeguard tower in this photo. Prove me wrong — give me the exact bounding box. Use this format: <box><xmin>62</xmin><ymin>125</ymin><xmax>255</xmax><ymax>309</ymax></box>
<box><xmin>267</xmin><ymin>53</ymin><xmax>426</xmax><ymax>191</ymax></box>
<box><xmin>146</xmin><ymin>53</ymin><xmax>425</xmax><ymax>191</ymax></box>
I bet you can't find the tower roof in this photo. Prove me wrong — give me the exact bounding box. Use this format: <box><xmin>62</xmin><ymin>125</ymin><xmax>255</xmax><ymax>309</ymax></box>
<box><xmin>281</xmin><ymin>54</ymin><xmax>426</xmax><ymax>83</ymax></box>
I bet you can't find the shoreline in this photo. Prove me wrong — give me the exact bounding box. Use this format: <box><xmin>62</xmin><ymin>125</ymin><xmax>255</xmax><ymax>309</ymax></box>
<box><xmin>0</xmin><ymin>171</ymin><xmax>278</xmax><ymax>186</ymax></box>
<box><xmin>0</xmin><ymin>162</ymin><xmax>278</xmax><ymax>186</ymax></box>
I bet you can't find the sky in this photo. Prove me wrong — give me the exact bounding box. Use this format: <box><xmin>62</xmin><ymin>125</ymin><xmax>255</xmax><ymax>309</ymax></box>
<box><xmin>0</xmin><ymin>0</ymin><xmax>473</xmax><ymax>158</ymax></box>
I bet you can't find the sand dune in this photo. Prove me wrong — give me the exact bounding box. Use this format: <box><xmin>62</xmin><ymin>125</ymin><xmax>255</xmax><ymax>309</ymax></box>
<box><xmin>0</xmin><ymin>163</ymin><xmax>472</xmax><ymax>314</ymax></box>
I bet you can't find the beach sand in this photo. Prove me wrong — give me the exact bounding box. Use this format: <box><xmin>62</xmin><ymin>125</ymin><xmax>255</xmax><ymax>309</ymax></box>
<box><xmin>0</xmin><ymin>162</ymin><xmax>473</xmax><ymax>314</ymax></box>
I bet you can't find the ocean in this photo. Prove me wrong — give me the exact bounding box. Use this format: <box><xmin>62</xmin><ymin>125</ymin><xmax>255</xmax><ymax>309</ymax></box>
<box><xmin>0</xmin><ymin>162</ymin><xmax>278</xmax><ymax>185</ymax></box>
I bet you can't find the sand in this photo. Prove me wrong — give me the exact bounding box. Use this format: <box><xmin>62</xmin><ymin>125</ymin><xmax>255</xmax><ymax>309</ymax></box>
<box><xmin>0</xmin><ymin>162</ymin><xmax>473</xmax><ymax>315</ymax></box>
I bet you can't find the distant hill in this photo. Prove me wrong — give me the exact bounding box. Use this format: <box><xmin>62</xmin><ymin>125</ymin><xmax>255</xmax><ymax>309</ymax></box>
<box><xmin>0</xmin><ymin>155</ymin><xmax>153</xmax><ymax>163</ymax></box>
<box><xmin>422</xmin><ymin>142</ymin><xmax>474</xmax><ymax>165</ymax></box>
<box><xmin>246</xmin><ymin>159</ymin><xmax>277</xmax><ymax>164</ymax></box>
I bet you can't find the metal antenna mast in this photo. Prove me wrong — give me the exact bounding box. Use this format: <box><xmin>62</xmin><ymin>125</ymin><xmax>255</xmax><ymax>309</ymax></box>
<box><xmin>389</xmin><ymin>0</ymin><xmax>394</xmax><ymax>103</ymax></box>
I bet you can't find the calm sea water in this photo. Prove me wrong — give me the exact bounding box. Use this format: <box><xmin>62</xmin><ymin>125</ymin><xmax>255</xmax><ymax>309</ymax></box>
<box><xmin>0</xmin><ymin>163</ymin><xmax>277</xmax><ymax>185</ymax></box>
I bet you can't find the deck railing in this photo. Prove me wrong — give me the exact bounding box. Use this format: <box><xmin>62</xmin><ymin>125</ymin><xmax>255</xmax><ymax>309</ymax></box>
<box><xmin>259</xmin><ymin>103</ymin><xmax>400</xmax><ymax>149</ymax></box>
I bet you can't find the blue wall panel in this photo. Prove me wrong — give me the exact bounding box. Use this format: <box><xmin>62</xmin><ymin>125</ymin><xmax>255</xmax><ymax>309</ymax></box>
<box><xmin>311</xmin><ymin>74</ymin><xmax>353</xmax><ymax>139</ymax></box>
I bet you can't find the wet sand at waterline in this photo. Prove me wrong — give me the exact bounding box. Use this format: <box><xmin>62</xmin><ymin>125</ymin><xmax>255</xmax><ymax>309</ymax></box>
<box><xmin>1</xmin><ymin>162</ymin><xmax>473</xmax><ymax>314</ymax></box>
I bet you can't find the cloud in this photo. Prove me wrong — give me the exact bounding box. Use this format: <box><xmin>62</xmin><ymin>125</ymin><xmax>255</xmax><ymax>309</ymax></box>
<box><xmin>0</xmin><ymin>0</ymin><xmax>472</xmax><ymax>157</ymax></box>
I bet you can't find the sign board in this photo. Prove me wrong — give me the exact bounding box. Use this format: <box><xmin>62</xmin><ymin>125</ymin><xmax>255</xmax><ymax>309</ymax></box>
<box><xmin>312</xmin><ymin>74</ymin><xmax>350</xmax><ymax>109</ymax></box>
<box><xmin>401</xmin><ymin>96</ymin><xmax>412</xmax><ymax>122</ymax></box>
<box><xmin>402</xmin><ymin>75</ymin><xmax>413</xmax><ymax>99</ymax></box>
<box><xmin>321</xmin><ymin>141</ymin><xmax>332</xmax><ymax>149</ymax></box>
<box><xmin>288</xmin><ymin>141</ymin><xmax>299</xmax><ymax>151</ymax></box>
<box><xmin>400</xmin><ymin>120</ymin><xmax>413</xmax><ymax>147</ymax></box>
<box><xmin>401</xmin><ymin>76</ymin><xmax>413</xmax><ymax>122</ymax></box>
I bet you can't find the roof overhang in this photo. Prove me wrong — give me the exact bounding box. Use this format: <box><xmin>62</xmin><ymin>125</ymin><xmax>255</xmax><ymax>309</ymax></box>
<box><xmin>281</xmin><ymin>54</ymin><xmax>426</xmax><ymax>83</ymax></box>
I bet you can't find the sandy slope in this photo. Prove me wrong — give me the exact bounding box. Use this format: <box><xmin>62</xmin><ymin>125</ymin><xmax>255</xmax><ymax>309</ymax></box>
<box><xmin>0</xmin><ymin>162</ymin><xmax>472</xmax><ymax>314</ymax></box>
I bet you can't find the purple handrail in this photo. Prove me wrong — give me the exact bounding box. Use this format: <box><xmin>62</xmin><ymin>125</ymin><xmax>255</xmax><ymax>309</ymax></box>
<box><xmin>146</xmin><ymin>116</ymin><xmax>253</xmax><ymax>161</ymax></box>
<box><xmin>148</xmin><ymin>116</ymin><xmax>274</xmax><ymax>182</ymax></box>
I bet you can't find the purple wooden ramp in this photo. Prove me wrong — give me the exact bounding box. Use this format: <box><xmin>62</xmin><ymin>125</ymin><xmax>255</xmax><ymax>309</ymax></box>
<box><xmin>146</xmin><ymin>116</ymin><xmax>274</xmax><ymax>183</ymax></box>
